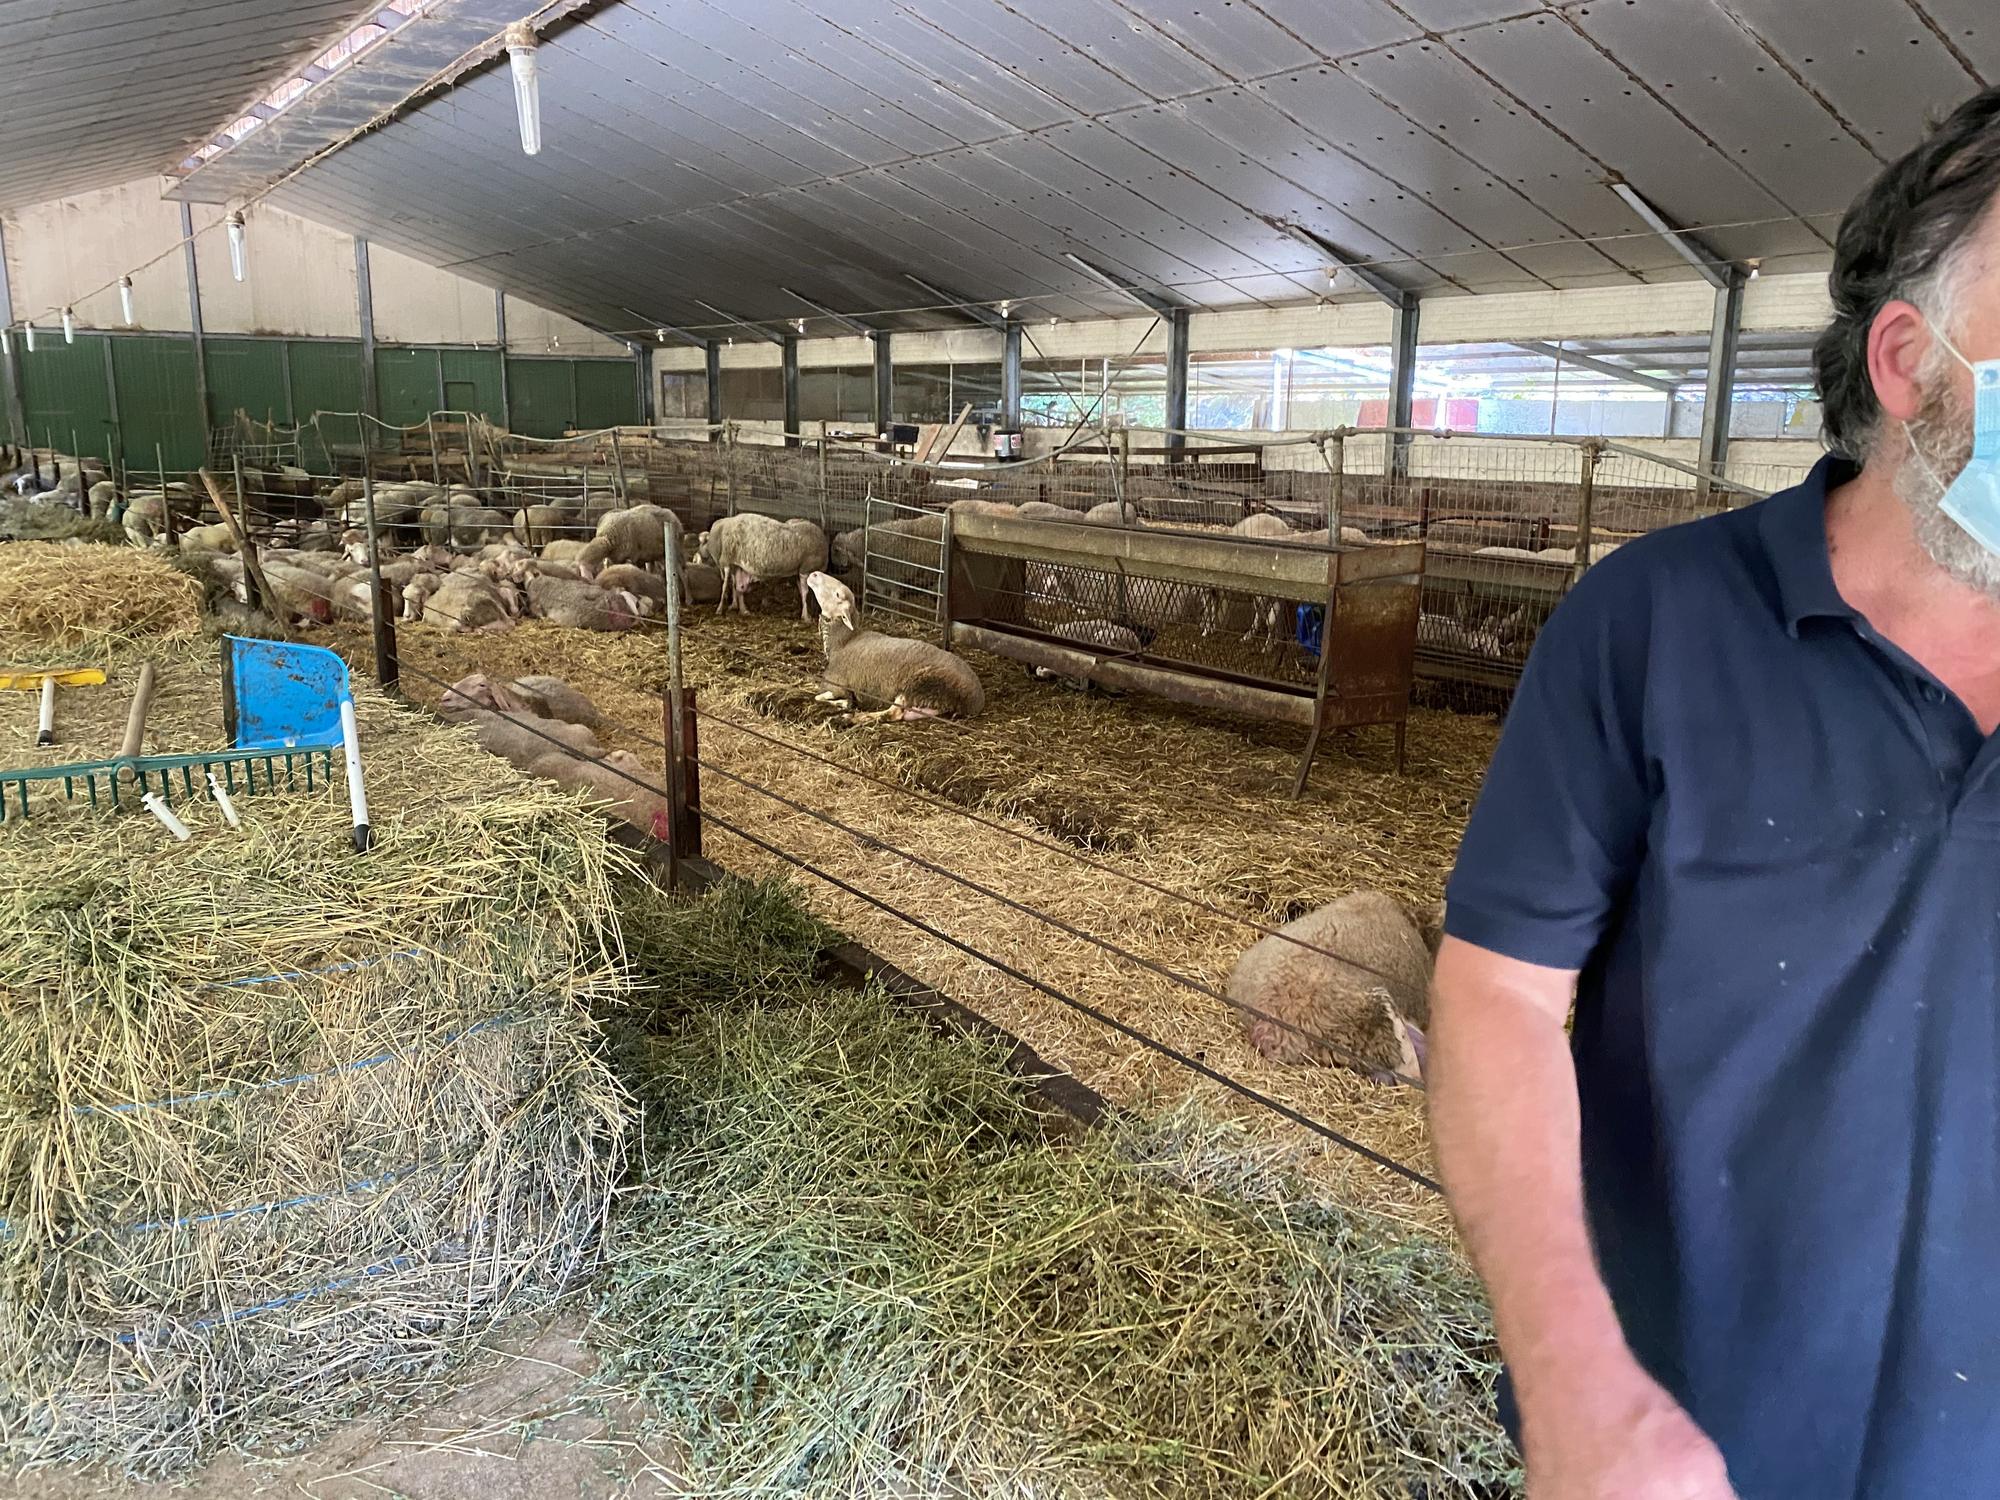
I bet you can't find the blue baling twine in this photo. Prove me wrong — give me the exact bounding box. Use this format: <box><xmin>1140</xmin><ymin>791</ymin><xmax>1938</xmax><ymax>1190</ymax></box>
<box><xmin>69</xmin><ymin>1012</ymin><xmax>526</xmax><ymax>1117</ymax></box>
<box><xmin>118</xmin><ymin>1159</ymin><xmax>443</xmax><ymax>1238</ymax></box>
<box><xmin>202</xmin><ymin>947</ymin><xmax>427</xmax><ymax>990</ymax></box>
<box><xmin>111</xmin><ymin>1250</ymin><xmax>431</xmax><ymax>1346</ymax></box>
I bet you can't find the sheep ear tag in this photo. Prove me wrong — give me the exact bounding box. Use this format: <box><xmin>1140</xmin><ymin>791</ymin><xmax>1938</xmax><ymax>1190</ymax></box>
<box><xmin>1939</xmin><ymin>362</ymin><xmax>2000</xmax><ymax>556</ymax></box>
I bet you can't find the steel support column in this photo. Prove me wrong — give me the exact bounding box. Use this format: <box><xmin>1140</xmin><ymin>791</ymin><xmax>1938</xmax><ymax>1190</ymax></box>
<box><xmin>354</xmin><ymin>237</ymin><xmax>378</xmax><ymax>425</ymax></box>
<box><xmin>872</xmin><ymin>331</ymin><xmax>892</xmax><ymax>432</ymax></box>
<box><xmin>1001</xmin><ymin>321</ymin><xmax>1023</xmax><ymax>429</ymax></box>
<box><xmin>0</xmin><ymin>219</ymin><xmax>25</xmax><ymax>446</ymax></box>
<box><xmin>1164</xmin><ymin>308</ymin><xmax>1190</xmax><ymax>454</ymax></box>
<box><xmin>494</xmin><ymin>289</ymin><xmax>510</xmax><ymax>427</ymax></box>
<box><xmin>1698</xmin><ymin>269</ymin><xmax>1746</xmax><ymax>496</ymax></box>
<box><xmin>1387</xmin><ymin>294</ymin><xmax>1420</xmax><ymax>478</ymax></box>
<box><xmin>180</xmin><ymin>202</ymin><xmax>210</xmax><ymax>432</ymax></box>
<box><xmin>782</xmin><ymin>334</ymin><xmax>800</xmax><ymax>447</ymax></box>
<box><xmin>705</xmin><ymin>339</ymin><xmax>722</xmax><ymax>442</ymax></box>
<box><xmin>636</xmin><ymin>344</ymin><xmax>654</xmax><ymax>423</ymax></box>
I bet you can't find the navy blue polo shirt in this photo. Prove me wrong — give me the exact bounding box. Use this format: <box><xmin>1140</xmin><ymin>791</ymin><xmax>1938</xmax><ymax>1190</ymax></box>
<box><xmin>1446</xmin><ymin>455</ymin><xmax>2000</xmax><ymax>1500</ymax></box>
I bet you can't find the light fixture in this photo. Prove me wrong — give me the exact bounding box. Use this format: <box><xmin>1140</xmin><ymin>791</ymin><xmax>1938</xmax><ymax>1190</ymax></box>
<box><xmin>226</xmin><ymin>211</ymin><xmax>247</xmax><ymax>281</ymax></box>
<box><xmin>656</xmin><ymin>327</ymin><xmax>669</xmax><ymax>344</ymax></box>
<box><xmin>61</xmin><ymin>307</ymin><xmax>75</xmax><ymax>343</ymax></box>
<box><xmin>1</xmin><ymin>329</ymin><xmax>9</xmax><ymax>357</ymax></box>
<box><xmin>118</xmin><ymin>276</ymin><xmax>135</xmax><ymax>326</ymax></box>
<box><xmin>999</xmin><ymin>299</ymin><xmax>1013</xmax><ymax>318</ymax></box>
<box><xmin>1747</xmin><ymin>258</ymin><xmax>1763</xmax><ymax>281</ymax></box>
<box><xmin>794</xmin><ymin>317</ymin><xmax>806</xmax><ymax>335</ymax></box>
<box><xmin>506</xmin><ymin>23</ymin><xmax>543</xmax><ymax>157</ymax></box>
<box><xmin>23</xmin><ymin>320</ymin><xmax>35</xmax><ymax>352</ymax></box>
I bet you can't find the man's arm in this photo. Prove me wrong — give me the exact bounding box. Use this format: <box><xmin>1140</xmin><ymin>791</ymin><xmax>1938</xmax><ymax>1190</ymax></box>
<box><xmin>1429</xmin><ymin>936</ymin><xmax>1735</xmax><ymax>1500</ymax></box>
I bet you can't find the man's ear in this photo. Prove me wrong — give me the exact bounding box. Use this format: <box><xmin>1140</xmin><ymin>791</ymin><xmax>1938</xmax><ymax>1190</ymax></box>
<box><xmin>1868</xmin><ymin>299</ymin><xmax>1947</xmax><ymax>425</ymax></box>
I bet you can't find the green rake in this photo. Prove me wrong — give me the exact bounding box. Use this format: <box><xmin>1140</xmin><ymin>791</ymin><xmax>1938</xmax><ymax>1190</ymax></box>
<box><xmin>1</xmin><ymin>638</ymin><xmax>363</xmax><ymax>843</ymax></box>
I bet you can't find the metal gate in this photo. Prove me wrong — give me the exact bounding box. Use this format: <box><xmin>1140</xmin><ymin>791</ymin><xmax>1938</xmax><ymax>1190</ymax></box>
<box><xmin>862</xmin><ymin>494</ymin><xmax>945</xmax><ymax>626</ymax></box>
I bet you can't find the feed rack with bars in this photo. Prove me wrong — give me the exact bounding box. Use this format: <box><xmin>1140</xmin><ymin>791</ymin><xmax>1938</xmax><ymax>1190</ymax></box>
<box><xmin>942</xmin><ymin>510</ymin><xmax>1424</xmax><ymax>795</ymax></box>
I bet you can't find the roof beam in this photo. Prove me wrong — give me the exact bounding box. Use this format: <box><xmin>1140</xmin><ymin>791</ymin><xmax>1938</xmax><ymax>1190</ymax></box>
<box><xmin>1265</xmin><ymin>218</ymin><xmax>1408</xmax><ymax>309</ymax></box>
<box><xmin>1514</xmin><ymin>341</ymin><xmax>1678</xmax><ymax>395</ymax></box>
<box><xmin>1061</xmin><ymin>252</ymin><xmax>1182</xmax><ymax>318</ymax></box>
<box><xmin>1606</xmin><ymin>179</ymin><xmax>1734</xmax><ymax>290</ymax></box>
<box><xmin>693</xmin><ymin>299</ymin><xmax>785</xmax><ymax>345</ymax></box>
<box><xmin>620</xmin><ymin>305</ymin><xmax>705</xmax><ymax>350</ymax></box>
<box><xmin>904</xmin><ymin>274</ymin><xmax>1009</xmax><ymax>331</ymax></box>
<box><xmin>779</xmin><ymin>287</ymin><xmax>876</xmax><ymax>338</ymax></box>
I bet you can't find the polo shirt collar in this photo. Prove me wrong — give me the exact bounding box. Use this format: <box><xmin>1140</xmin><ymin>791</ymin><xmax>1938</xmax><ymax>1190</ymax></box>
<box><xmin>1759</xmin><ymin>453</ymin><xmax>1862</xmax><ymax>637</ymax></box>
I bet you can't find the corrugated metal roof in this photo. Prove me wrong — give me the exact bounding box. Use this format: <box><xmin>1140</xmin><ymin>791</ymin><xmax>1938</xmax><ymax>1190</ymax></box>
<box><xmin>159</xmin><ymin>0</ymin><xmax>1989</xmax><ymax>338</ymax></box>
<box><xmin>0</xmin><ymin>0</ymin><xmax>381</xmax><ymax>210</ymax></box>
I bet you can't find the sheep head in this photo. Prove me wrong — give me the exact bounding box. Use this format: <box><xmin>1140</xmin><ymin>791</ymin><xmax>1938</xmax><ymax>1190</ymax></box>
<box><xmin>803</xmin><ymin>570</ymin><xmax>857</xmax><ymax>629</ymax></box>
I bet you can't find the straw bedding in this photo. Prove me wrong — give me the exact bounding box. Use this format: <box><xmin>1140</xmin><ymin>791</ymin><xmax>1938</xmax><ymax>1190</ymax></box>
<box><xmin>597</xmin><ymin>876</ymin><xmax>1517</xmax><ymax>1499</ymax></box>
<box><xmin>0</xmin><ymin>543</ymin><xmax>203</xmax><ymax>652</ymax></box>
<box><xmin>0</xmin><ymin>621</ymin><xmax>629</xmax><ymax>1475</ymax></box>
<box><xmin>361</xmin><ymin>605</ymin><xmax>1497</xmax><ymax>1233</ymax></box>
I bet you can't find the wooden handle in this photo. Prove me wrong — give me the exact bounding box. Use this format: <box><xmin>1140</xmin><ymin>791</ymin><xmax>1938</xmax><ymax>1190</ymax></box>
<box><xmin>119</xmin><ymin>662</ymin><xmax>157</xmax><ymax>760</ymax></box>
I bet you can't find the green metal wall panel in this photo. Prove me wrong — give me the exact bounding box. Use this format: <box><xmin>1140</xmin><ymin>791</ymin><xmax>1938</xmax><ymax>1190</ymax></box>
<box><xmin>506</xmin><ymin>357</ymin><xmax>573</xmax><ymax>438</ymax></box>
<box><xmin>575</xmin><ymin>358</ymin><xmax>638</xmax><ymax>429</ymax></box>
<box><xmin>110</xmin><ymin>336</ymin><xmax>203</xmax><ymax>472</ymax></box>
<box><xmin>206</xmin><ymin>339</ymin><xmax>291</xmax><ymax>428</ymax></box>
<box><xmin>287</xmin><ymin>340</ymin><xmax>365</xmax><ymax>469</ymax></box>
<box><xmin>375</xmin><ymin>346</ymin><xmax>441</xmax><ymax>429</ymax></box>
<box><xmin>439</xmin><ymin>348</ymin><xmax>504</xmax><ymax>423</ymax></box>
<box><xmin>18</xmin><ymin>334</ymin><xmax>115</xmax><ymax>464</ymax></box>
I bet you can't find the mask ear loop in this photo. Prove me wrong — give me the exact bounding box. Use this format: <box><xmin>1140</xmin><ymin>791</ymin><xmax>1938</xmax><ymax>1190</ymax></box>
<box><xmin>1903</xmin><ymin>313</ymin><xmax>1979</xmax><ymax>489</ymax></box>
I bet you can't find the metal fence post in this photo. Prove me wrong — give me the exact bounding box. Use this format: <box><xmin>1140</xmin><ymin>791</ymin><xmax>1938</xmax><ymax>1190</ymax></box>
<box><xmin>155</xmin><ymin>442</ymin><xmax>176</xmax><ymax>546</ymax></box>
<box><xmin>1574</xmin><ymin>439</ymin><xmax>1600</xmax><ymax>582</ymax></box>
<box><xmin>817</xmin><ymin>420</ymin><xmax>831</xmax><ymax>535</ymax></box>
<box><xmin>726</xmin><ymin>421</ymin><xmax>739</xmax><ymax>517</ymax></box>
<box><xmin>662</xmin><ymin>518</ymin><xmax>690</xmax><ymax>886</ymax></box>
<box><xmin>1324</xmin><ymin>429</ymin><xmax>1345</xmax><ymax>540</ymax></box>
<box><xmin>361</xmin><ymin>456</ymin><xmax>399</xmax><ymax>690</ymax></box>
<box><xmin>427</xmin><ymin>415</ymin><xmax>443</xmax><ymax>486</ymax></box>
<box><xmin>610</xmin><ymin>429</ymin><xmax>629</xmax><ymax>504</ymax></box>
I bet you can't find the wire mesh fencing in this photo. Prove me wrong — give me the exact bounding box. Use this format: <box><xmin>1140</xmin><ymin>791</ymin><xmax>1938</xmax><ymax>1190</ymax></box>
<box><xmin>861</xmin><ymin>495</ymin><xmax>946</xmax><ymax>627</ymax></box>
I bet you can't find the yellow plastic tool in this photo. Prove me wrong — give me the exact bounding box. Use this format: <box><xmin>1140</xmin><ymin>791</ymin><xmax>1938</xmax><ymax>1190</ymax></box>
<box><xmin>0</xmin><ymin>666</ymin><xmax>108</xmax><ymax>747</ymax></box>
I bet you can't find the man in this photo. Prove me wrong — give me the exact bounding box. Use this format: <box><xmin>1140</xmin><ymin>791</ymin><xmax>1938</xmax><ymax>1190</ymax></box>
<box><xmin>1429</xmin><ymin>89</ymin><xmax>2000</xmax><ymax>1500</ymax></box>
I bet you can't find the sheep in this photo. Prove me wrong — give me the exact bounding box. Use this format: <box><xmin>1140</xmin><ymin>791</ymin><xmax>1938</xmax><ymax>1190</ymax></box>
<box><xmin>540</xmin><ymin>538</ymin><xmax>595</xmax><ymax>567</ymax></box>
<box><xmin>697</xmin><ymin>513</ymin><xmax>829</xmax><ymax>618</ymax></box>
<box><xmin>529</xmin><ymin>748</ymin><xmax>671</xmax><ymax>841</ymax></box>
<box><xmin>525</xmin><ymin>574</ymin><xmax>642</xmax><ymax>632</ymax></box>
<box><xmin>1076</xmin><ymin>500</ymin><xmax>1141</xmax><ymax>526</ymax></box>
<box><xmin>510</xmin><ymin>674</ymin><xmax>600</xmax><ymax>728</ymax></box>
<box><xmin>86</xmin><ymin>480</ymin><xmax>119</xmax><ymax>520</ymax></box>
<box><xmin>681</xmin><ymin>560</ymin><xmax>724</xmax><ymax>606</ymax></box>
<box><xmin>252</xmin><ymin>560</ymin><xmax>337</xmax><ymax>625</ymax></box>
<box><xmin>831</xmin><ymin>527</ymin><xmax>866</xmax><ymax>574</ymax></box>
<box><xmin>1226</xmin><ymin>889</ymin><xmax>1434</xmax><ymax>1084</ymax></box>
<box><xmin>513</xmin><ymin>502</ymin><xmax>578</xmax><ymax>548</ymax></box>
<box><xmin>1225</xmin><ymin>513</ymin><xmax>1298</xmax><ymax>643</ymax></box>
<box><xmin>423</xmin><ymin>570</ymin><xmax>511</xmax><ymax>631</ymax></box>
<box><xmin>1015</xmin><ymin>501</ymin><xmax>1073</xmax><ymax>522</ymax></box>
<box><xmin>1032</xmin><ymin>618</ymin><xmax>1144</xmax><ymax>691</ymax></box>
<box><xmin>177</xmin><ymin>522</ymin><xmax>236</xmax><ymax>555</ymax></box>
<box><xmin>576</xmin><ymin>503</ymin><xmax>681</xmax><ymax>578</ymax></box>
<box><xmin>593</xmin><ymin>563</ymin><xmax>666</xmax><ymax>613</ymax></box>
<box><xmin>803</xmin><ymin>571</ymin><xmax>983</xmax><ymax>721</ymax></box>
<box><xmin>1230</xmin><ymin>512</ymin><xmax>1294</xmax><ymax>541</ymax></box>
<box><xmin>464</xmin><ymin>708</ymin><xmax>602</xmax><ymax>773</ymax></box>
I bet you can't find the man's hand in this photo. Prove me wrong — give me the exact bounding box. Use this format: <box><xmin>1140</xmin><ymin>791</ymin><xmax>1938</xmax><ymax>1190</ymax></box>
<box><xmin>1523</xmin><ymin>1357</ymin><xmax>1737</xmax><ymax>1500</ymax></box>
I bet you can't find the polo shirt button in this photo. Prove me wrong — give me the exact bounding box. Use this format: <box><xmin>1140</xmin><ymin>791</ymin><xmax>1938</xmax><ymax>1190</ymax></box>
<box><xmin>1926</xmin><ymin>685</ymin><xmax>1947</xmax><ymax>704</ymax></box>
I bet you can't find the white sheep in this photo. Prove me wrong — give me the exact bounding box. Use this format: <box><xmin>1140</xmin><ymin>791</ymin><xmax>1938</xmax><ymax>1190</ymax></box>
<box><xmin>1076</xmin><ymin>499</ymin><xmax>1141</xmax><ymax>526</ymax></box>
<box><xmin>698</xmin><ymin>513</ymin><xmax>829</xmax><ymax>618</ymax></box>
<box><xmin>525</xmin><ymin>574</ymin><xmax>642</xmax><ymax>631</ymax></box>
<box><xmin>578</xmin><ymin>503</ymin><xmax>681</xmax><ymax>578</ymax></box>
<box><xmin>593</xmin><ymin>563</ymin><xmax>665</xmax><ymax>613</ymax></box>
<box><xmin>1226</xmin><ymin>889</ymin><xmax>1435</xmax><ymax>1083</ymax></box>
<box><xmin>465</xmin><ymin>708</ymin><xmax>602</xmax><ymax>772</ymax></box>
<box><xmin>423</xmin><ymin>570</ymin><xmax>511</xmax><ymax>631</ymax></box>
<box><xmin>529</xmin><ymin>747</ymin><xmax>671</xmax><ymax>841</ymax></box>
<box><xmin>1033</xmin><ymin>618</ymin><xmax>1144</xmax><ymax>691</ymax></box>
<box><xmin>803</xmin><ymin>571</ymin><xmax>984</xmax><ymax>721</ymax></box>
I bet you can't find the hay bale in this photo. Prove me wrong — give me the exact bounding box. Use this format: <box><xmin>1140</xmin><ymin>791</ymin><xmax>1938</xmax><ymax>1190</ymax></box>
<box><xmin>0</xmin><ymin>637</ymin><xmax>630</xmax><ymax>1475</ymax></box>
<box><xmin>0</xmin><ymin>544</ymin><xmax>202</xmax><ymax>645</ymax></box>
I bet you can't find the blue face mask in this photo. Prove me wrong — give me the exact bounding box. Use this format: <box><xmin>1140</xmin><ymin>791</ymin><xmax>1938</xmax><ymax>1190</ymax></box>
<box><xmin>1909</xmin><ymin>327</ymin><xmax>2000</xmax><ymax>555</ymax></box>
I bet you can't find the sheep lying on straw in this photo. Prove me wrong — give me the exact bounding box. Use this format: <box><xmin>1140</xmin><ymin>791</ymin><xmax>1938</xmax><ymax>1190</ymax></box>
<box><xmin>1226</xmin><ymin>889</ymin><xmax>1439</xmax><ymax>1082</ymax></box>
<box><xmin>804</xmin><ymin>570</ymin><xmax>984</xmax><ymax>722</ymax></box>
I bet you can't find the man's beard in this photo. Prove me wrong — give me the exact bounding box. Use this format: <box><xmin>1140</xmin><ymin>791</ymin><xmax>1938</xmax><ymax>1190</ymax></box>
<box><xmin>1894</xmin><ymin>376</ymin><xmax>2000</xmax><ymax>596</ymax></box>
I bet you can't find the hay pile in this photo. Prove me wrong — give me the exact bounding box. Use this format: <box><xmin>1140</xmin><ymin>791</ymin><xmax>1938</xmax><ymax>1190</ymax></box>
<box><xmin>0</xmin><ymin>543</ymin><xmax>202</xmax><ymax>650</ymax></box>
<box><xmin>0</xmin><ymin>497</ymin><xmax>125</xmax><ymax>547</ymax></box>
<box><xmin>0</xmin><ymin>627</ymin><xmax>630</xmax><ymax>1475</ymax></box>
<box><xmin>597</xmin><ymin>879</ymin><xmax>1516</xmax><ymax>1499</ymax></box>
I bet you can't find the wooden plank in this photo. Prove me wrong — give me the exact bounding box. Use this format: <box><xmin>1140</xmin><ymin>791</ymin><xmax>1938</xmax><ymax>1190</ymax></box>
<box><xmin>952</xmin><ymin>622</ymin><xmax>1318</xmax><ymax>726</ymax></box>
